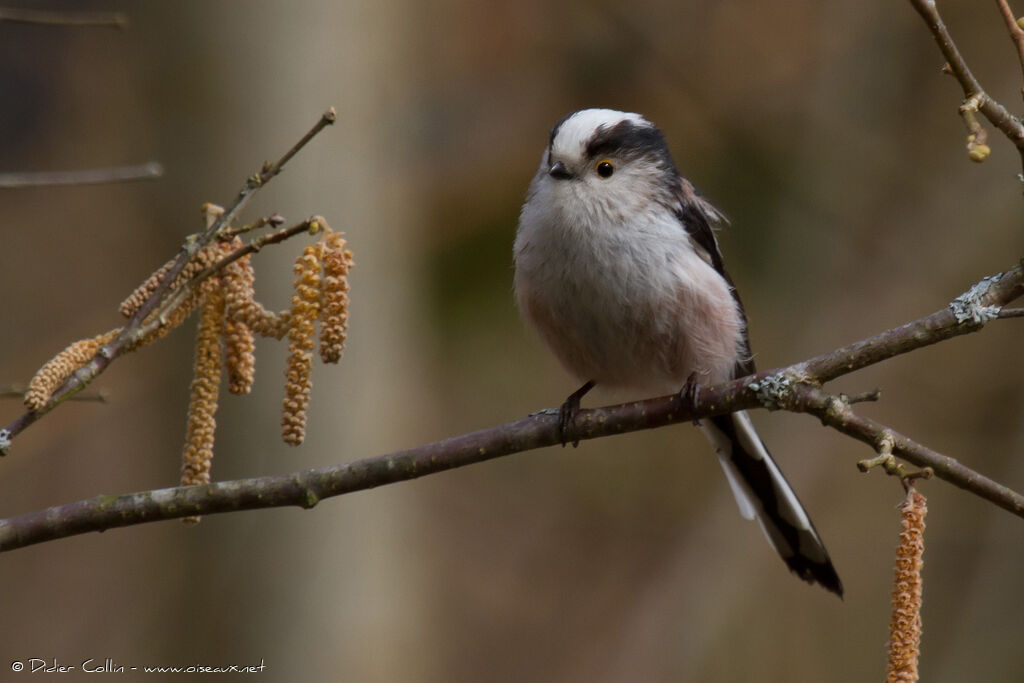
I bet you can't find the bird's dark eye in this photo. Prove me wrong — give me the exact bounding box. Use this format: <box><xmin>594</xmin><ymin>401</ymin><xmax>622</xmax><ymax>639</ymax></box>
<box><xmin>596</xmin><ymin>160</ymin><xmax>614</xmax><ymax>178</ymax></box>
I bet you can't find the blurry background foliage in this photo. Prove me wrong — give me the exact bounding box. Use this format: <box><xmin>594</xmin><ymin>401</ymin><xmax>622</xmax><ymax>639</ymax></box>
<box><xmin>1</xmin><ymin>0</ymin><xmax>1023</xmax><ymax>681</ymax></box>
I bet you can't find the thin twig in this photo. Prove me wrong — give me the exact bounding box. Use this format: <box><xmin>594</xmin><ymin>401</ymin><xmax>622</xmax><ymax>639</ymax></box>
<box><xmin>908</xmin><ymin>0</ymin><xmax>986</xmax><ymax>96</ymax></box>
<box><xmin>222</xmin><ymin>213</ymin><xmax>286</xmax><ymax>240</ymax></box>
<box><xmin>0</xmin><ymin>7</ymin><xmax>128</xmax><ymax>28</ymax></box>
<box><xmin>0</xmin><ymin>162</ymin><xmax>162</xmax><ymax>188</ymax></box>
<box><xmin>791</xmin><ymin>385</ymin><xmax>1011</xmax><ymax>513</ymax></box>
<box><xmin>840</xmin><ymin>388</ymin><xmax>882</xmax><ymax>405</ymax></box>
<box><xmin>202</xmin><ymin>218</ymin><xmax>321</xmax><ymax>282</ymax></box>
<box><xmin>907</xmin><ymin>0</ymin><xmax>1024</xmax><ymax>167</ymax></box>
<box><xmin>0</xmin><ymin>109</ymin><xmax>337</xmax><ymax>447</ymax></box>
<box><xmin>0</xmin><ymin>385</ymin><xmax>108</xmax><ymax>403</ymax></box>
<box><xmin>996</xmin><ymin>0</ymin><xmax>1024</xmax><ymax>92</ymax></box>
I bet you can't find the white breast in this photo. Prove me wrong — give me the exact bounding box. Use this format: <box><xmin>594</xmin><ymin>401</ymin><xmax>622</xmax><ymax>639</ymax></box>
<box><xmin>514</xmin><ymin>180</ymin><xmax>745</xmax><ymax>394</ymax></box>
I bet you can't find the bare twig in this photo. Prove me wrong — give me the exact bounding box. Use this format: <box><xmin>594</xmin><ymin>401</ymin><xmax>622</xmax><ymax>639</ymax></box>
<box><xmin>0</xmin><ymin>7</ymin><xmax>127</xmax><ymax>28</ymax></box>
<box><xmin>0</xmin><ymin>109</ymin><xmax>337</xmax><ymax>448</ymax></box>
<box><xmin>840</xmin><ymin>388</ymin><xmax>882</xmax><ymax>405</ymax></box>
<box><xmin>996</xmin><ymin>0</ymin><xmax>1024</xmax><ymax>91</ymax></box>
<box><xmin>2</xmin><ymin>266</ymin><xmax>1023</xmax><ymax>550</ymax></box>
<box><xmin>0</xmin><ymin>385</ymin><xmax>108</xmax><ymax>403</ymax></box>
<box><xmin>907</xmin><ymin>0</ymin><xmax>1024</xmax><ymax>167</ymax></box>
<box><xmin>997</xmin><ymin>306</ymin><xmax>1024</xmax><ymax>318</ymax></box>
<box><xmin>0</xmin><ymin>162</ymin><xmax>162</xmax><ymax>188</ymax></box>
<box><xmin>222</xmin><ymin>213</ymin><xmax>287</xmax><ymax>240</ymax></box>
<box><xmin>857</xmin><ymin>439</ymin><xmax>934</xmax><ymax>489</ymax></box>
<box><xmin>792</xmin><ymin>385</ymin><xmax>1014</xmax><ymax>512</ymax></box>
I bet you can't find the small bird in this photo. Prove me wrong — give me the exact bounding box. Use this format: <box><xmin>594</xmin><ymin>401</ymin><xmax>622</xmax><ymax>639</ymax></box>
<box><xmin>513</xmin><ymin>108</ymin><xmax>842</xmax><ymax>596</ymax></box>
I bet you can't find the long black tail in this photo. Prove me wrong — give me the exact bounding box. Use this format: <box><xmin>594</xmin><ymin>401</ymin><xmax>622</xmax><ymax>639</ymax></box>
<box><xmin>701</xmin><ymin>411</ymin><xmax>843</xmax><ymax>597</ymax></box>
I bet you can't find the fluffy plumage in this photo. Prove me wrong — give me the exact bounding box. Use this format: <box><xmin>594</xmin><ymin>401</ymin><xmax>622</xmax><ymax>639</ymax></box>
<box><xmin>514</xmin><ymin>108</ymin><xmax>842</xmax><ymax>596</ymax></box>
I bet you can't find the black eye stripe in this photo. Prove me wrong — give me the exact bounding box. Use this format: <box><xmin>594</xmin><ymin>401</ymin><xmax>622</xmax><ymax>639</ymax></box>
<box><xmin>585</xmin><ymin>120</ymin><xmax>671</xmax><ymax>164</ymax></box>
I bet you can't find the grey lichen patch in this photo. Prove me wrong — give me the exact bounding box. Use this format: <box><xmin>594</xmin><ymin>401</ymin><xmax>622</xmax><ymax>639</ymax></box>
<box><xmin>748</xmin><ymin>373</ymin><xmax>791</xmax><ymax>410</ymax></box>
<box><xmin>950</xmin><ymin>274</ymin><xmax>1003</xmax><ymax>324</ymax></box>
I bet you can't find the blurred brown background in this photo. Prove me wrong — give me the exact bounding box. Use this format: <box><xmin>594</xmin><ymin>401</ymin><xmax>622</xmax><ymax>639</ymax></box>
<box><xmin>2</xmin><ymin>0</ymin><xmax>1023</xmax><ymax>680</ymax></box>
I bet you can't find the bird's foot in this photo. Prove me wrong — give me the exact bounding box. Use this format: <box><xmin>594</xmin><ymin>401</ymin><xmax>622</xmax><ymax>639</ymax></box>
<box><xmin>559</xmin><ymin>380</ymin><xmax>595</xmax><ymax>447</ymax></box>
<box><xmin>679</xmin><ymin>371</ymin><xmax>702</xmax><ymax>426</ymax></box>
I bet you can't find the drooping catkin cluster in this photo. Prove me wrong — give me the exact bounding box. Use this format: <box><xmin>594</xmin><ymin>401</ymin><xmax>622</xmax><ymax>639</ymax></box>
<box><xmin>221</xmin><ymin>250</ymin><xmax>292</xmax><ymax>341</ymax></box>
<box><xmin>281</xmin><ymin>224</ymin><xmax>354</xmax><ymax>446</ymax></box>
<box><xmin>179</xmin><ymin>220</ymin><xmax>352</xmax><ymax>487</ymax></box>
<box><xmin>22</xmin><ymin>209</ymin><xmax>352</xmax><ymax>508</ymax></box>
<box><xmin>886</xmin><ymin>489</ymin><xmax>927</xmax><ymax>683</ymax></box>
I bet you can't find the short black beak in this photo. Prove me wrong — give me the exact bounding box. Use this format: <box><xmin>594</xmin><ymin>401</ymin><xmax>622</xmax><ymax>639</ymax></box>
<box><xmin>548</xmin><ymin>160</ymin><xmax>573</xmax><ymax>180</ymax></box>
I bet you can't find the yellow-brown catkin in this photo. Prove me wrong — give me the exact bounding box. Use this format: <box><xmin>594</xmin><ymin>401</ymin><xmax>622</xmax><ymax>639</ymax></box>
<box><xmin>180</xmin><ymin>278</ymin><xmax>225</xmax><ymax>510</ymax></box>
<box><xmin>886</xmin><ymin>489</ymin><xmax>927</xmax><ymax>683</ymax></box>
<box><xmin>132</xmin><ymin>239</ymin><xmax>236</xmax><ymax>350</ymax></box>
<box><xmin>281</xmin><ymin>243</ymin><xmax>321</xmax><ymax>446</ymax></box>
<box><xmin>215</xmin><ymin>239</ymin><xmax>255</xmax><ymax>395</ymax></box>
<box><xmin>318</xmin><ymin>230</ymin><xmax>353</xmax><ymax>364</ymax></box>
<box><xmin>134</xmin><ymin>288</ymin><xmax>203</xmax><ymax>350</ymax></box>
<box><xmin>24</xmin><ymin>328</ymin><xmax>122</xmax><ymax>411</ymax></box>
<box><xmin>223</xmin><ymin>251</ymin><xmax>292</xmax><ymax>340</ymax></box>
<box><xmin>223</xmin><ymin>318</ymin><xmax>255</xmax><ymax>396</ymax></box>
<box><xmin>119</xmin><ymin>259</ymin><xmax>174</xmax><ymax>318</ymax></box>
<box><xmin>119</xmin><ymin>244</ymin><xmax>224</xmax><ymax>319</ymax></box>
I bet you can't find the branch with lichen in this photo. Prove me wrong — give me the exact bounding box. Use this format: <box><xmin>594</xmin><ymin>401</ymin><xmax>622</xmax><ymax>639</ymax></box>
<box><xmin>1</xmin><ymin>264</ymin><xmax>1022</xmax><ymax>552</ymax></box>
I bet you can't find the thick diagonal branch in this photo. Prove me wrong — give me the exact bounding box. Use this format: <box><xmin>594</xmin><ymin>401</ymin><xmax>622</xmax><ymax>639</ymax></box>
<box><xmin>2</xmin><ymin>265</ymin><xmax>1023</xmax><ymax>551</ymax></box>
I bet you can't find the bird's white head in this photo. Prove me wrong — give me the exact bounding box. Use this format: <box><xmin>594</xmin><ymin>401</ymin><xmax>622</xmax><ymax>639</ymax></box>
<box><xmin>529</xmin><ymin>108</ymin><xmax>682</xmax><ymax>226</ymax></box>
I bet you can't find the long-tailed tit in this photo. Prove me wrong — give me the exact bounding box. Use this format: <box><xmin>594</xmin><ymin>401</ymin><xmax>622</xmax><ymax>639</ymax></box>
<box><xmin>514</xmin><ymin>108</ymin><xmax>842</xmax><ymax>596</ymax></box>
